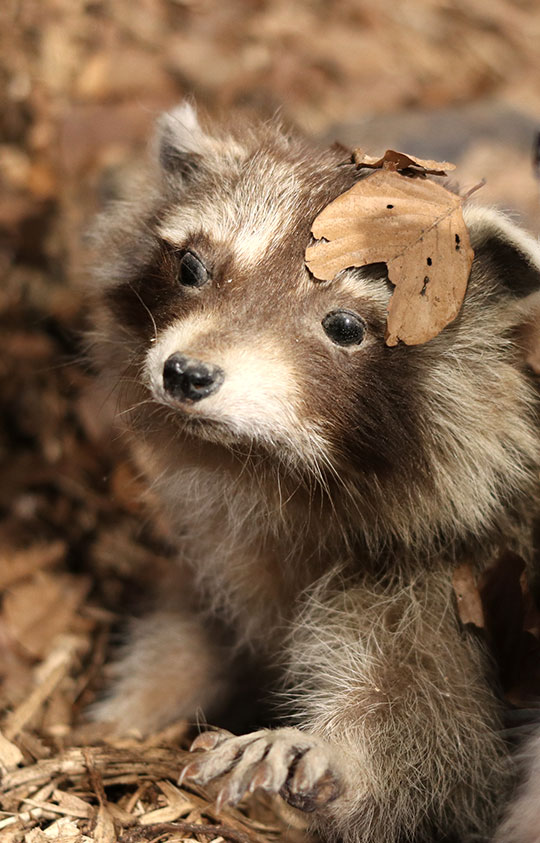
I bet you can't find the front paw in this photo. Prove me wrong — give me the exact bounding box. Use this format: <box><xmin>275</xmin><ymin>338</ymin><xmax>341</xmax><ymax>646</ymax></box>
<box><xmin>180</xmin><ymin>726</ymin><xmax>342</xmax><ymax>811</ymax></box>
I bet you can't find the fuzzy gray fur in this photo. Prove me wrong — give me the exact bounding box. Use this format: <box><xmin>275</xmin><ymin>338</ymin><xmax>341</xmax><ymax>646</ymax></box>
<box><xmin>87</xmin><ymin>103</ymin><xmax>540</xmax><ymax>843</ymax></box>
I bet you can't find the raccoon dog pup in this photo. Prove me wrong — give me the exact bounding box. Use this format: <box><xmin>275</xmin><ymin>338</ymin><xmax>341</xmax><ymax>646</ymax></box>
<box><xmin>89</xmin><ymin>103</ymin><xmax>540</xmax><ymax>843</ymax></box>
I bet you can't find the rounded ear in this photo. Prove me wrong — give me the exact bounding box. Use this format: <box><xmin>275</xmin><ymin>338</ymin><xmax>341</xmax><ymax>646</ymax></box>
<box><xmin>464</xmin><ymin>205</ymin><xmax>540</xmax><ymax>300</ymax></box>
<box><xmin>154</xmin><ymin>101</ymin><xmax>206</xmax><ymax>180</ymax></box>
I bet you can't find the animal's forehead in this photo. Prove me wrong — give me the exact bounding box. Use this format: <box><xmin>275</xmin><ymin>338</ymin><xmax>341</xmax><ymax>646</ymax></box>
<box><xmin>158</xmin><ymin>153</ymin><xmax>354</xmax><ymax>267</ymax></box>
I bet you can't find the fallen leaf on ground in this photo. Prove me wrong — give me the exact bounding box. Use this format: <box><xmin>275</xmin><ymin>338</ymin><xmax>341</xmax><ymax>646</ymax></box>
<box><xmin>452</xmin><ymin>551</ymin><xmax>540</xmax><ymax>707</ymax></box>
<box><xmin>479</xmin><ymin>551</ymin><xmax>540</xmax><ymax>706</ymax></box>
<box><xmin>305</xmin><ymin>169</ymin><xmax>474</xmax><ymax>346</ymax></box>
<box><xmin>452</xmin><ymin>564</ymin><xmax>485</xmax><ymax>628</ymax></box>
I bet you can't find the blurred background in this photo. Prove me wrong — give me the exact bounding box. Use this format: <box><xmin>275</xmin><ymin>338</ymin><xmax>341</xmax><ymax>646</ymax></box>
<box><xmin>1</xmin><ymin>0</ymin><xmax>540</xmax><ymax>777</ymax></box>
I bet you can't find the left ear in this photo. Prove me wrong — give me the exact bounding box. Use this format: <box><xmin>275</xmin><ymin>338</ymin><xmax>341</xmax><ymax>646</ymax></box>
<box><xmin>154</xmin><ymin>101</ymin><xmax>211</xmax><ymax>181</ymax></box>
<box><xmin>464</xmin><ymin>206</ymin><xmax>540</xmax><ymax>300</ymax></box>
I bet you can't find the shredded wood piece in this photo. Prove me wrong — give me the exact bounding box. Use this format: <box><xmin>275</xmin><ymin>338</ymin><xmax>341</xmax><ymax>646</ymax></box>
<box><xmin>0</xmin><ymin>730</ymin><xmax>24</xmax><ymax>772</ymax></box>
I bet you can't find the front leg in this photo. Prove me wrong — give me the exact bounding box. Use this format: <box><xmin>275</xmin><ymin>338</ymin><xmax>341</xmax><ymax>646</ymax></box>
<box><xmin>92</xmin><ymin>609</ymin><xmax>232</xmax><ymax>735</ymax></box>
<box><xmin>185</xmin><ymin>569</ymin><xmax>510</xmax><ymax>842</ymax></box>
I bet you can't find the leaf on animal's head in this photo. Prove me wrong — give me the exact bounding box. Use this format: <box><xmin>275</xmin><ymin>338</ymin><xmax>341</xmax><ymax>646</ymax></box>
<box><xmin>352</xmin><ymin>148</ymin><xmax>456</xmax><ymax>177</ymax></box>
<box><xmin>305</xmin><ymin>169</ymin><xmax>474</xmax><ymax>346</ymax></box>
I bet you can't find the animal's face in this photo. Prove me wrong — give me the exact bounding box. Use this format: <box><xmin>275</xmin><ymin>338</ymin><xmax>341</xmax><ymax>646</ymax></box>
<box><xmin>100</xmin><ymin>106</ymin><xmax>423</xmax><ymax>478</ymax></box>
<box><xmin>92</xmin><ymin>104</ymin><xmax>540</xmax><ymax>548</ymax></box>
<box><xmin>138</xmin><ymin>237</ymin><xmax>399</xmax><ymax>474</ymax></box>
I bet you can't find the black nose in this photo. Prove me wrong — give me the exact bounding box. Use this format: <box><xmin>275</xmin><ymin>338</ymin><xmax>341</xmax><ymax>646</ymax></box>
<box><xmin>163</xmin><ymin>354</ymin><xmax>224</xmax><ymax>402</ymax></box>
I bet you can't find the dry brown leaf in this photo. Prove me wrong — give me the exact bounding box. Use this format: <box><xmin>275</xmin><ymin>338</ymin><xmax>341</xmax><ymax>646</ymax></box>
<box><xmin>352</xmin><ymin>148</ymin><xmax>455</xmax><ymax>176</ymax></box>
<box><xmin>305</xmin><ymin>169</ymin><xmax>474</xmax><ymax>346</ymax></box>
<box><xmin>452</xmin><ymin>564</ymin><xmax>484</xmax><ymax>628</ymax></box>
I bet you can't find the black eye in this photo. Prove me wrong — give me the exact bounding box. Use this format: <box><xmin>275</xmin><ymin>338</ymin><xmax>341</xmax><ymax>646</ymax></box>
<box><xmin>178</xmin><ymin>251</ymin><xmax>208</xmax><ymax>287</ymax></box>
<box><xmin>322</xmin><ymin>309</ymin><xmax>366</xmax><ymax>346</ymax></box>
